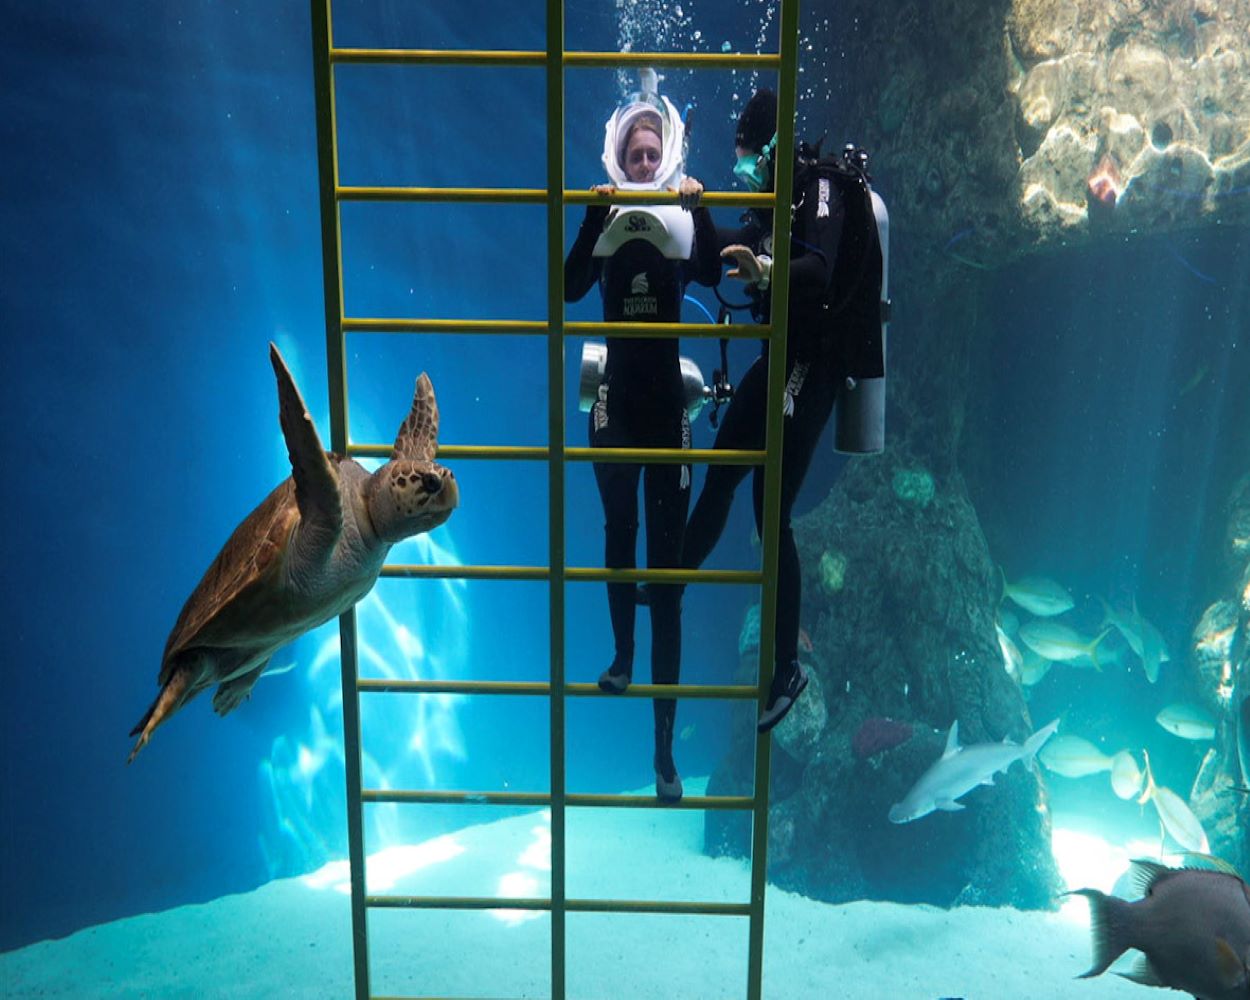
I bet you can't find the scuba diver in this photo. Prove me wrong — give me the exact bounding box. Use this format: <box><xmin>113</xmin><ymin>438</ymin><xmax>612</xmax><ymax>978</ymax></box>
<box><xmin>681</xmin><ymin>88</ymin><xmax>887</xmax><ymax>733</ymax></box>
<box><xmin>564</xmin><ymin>73</ymin><xmax>721</xmax><ymax>802</ymax></box>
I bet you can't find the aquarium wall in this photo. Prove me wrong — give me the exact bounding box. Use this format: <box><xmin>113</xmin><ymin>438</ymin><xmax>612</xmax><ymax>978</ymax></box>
<box><xmin>2</xmin><ymin>0</ymin><xmax>1248</xmax><ymax>986</ymax></box>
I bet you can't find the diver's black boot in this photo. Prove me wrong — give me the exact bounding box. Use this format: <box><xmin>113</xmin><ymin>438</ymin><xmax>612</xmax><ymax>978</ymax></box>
<box><xmin>653</xmin><ymin>701</ymin><xmax>683</xmax><ymax>802</ymax></box>
<box><xmin>757</xmin><ymin>660</ymin><xmax>808</xmax><ymax>733</ymax></box>
<box><xmin>655</xmin><ymin>705</ymin><xmax>685</xmax><ymax>805</ymax></box>
<box><xmin>598</xmin><ymin>652</ymin><xmax>633</xmax><ymax>694</ymax></box>
<box><xmin>654</xmin><ymin>751</ymin><xmax>683</xmax><ymax>803</ymax></box>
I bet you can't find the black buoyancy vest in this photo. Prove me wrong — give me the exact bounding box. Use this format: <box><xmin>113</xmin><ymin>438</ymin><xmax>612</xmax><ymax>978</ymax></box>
<box><xmin>794</xmin><ymin>144</ymin><xmax>886</xmax><ymax>380</ymax></box>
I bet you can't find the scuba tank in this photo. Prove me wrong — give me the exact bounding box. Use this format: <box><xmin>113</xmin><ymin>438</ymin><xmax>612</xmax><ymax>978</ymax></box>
<box><xmin>832</xmin><ymin>144</ymin><xmax>890</xmax><ymax>455</ymax></box>
<box><xmin>578</xmin><ymin>341</ymin><xmax>711</xmax><ymax>420</ymax></box>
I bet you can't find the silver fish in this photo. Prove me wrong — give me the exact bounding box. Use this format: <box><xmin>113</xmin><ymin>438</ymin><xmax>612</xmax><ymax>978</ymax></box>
<box><xmin>888</xmin><ymin>718</ymin><xmax>1058</xmax><ymax>823</ymax></box>
<box><xmin>999</xmin><ymin>571</ymin><xmax>1074</xmax><ymax>617</ymax></box>
<box><xmin>1099</xmin><ymin>596</ymin><xmax>1171</xmax><ymax>683</ymax></box>
<box><xmin>1156</xmin><ymin>702</ymin><xmax>1217</xmax><ymax>741</ymax></box>
<box><xmin>1069</xmin><ymin>859</ymin><xmax>1250</xmax><ymax>1000</ymax></box>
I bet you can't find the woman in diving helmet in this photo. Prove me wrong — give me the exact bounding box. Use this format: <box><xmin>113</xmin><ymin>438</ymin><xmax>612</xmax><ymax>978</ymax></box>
<box><xmin>564</xmin><ymin>85</ymin><xmax>721</xmax><ymax>803</ymax></box>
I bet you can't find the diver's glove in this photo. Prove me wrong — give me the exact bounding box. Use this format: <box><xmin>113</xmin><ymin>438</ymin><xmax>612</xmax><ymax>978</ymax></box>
<box><xmin>722</xmin><ymin>245</ymin><xmax>771</xmax><ymax>290</ymax></box>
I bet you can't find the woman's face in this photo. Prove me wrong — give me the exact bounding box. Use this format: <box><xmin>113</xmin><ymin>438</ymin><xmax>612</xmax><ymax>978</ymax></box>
<box><xmin>624</xmin><ymin>128</ymin><xmax>662</xmax><ymax>183</ymax></box>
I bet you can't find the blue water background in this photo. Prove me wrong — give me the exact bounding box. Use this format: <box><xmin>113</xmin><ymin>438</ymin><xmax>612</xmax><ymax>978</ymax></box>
<box><xmin>2</xmin><ymin>0</ymin><xmax>1247</xmax><ymax>955</ymax></box>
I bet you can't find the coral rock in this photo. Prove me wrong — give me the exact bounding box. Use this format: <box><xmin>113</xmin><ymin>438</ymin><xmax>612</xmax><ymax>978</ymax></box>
<box><xmin>852</xmin><ymin>717</ymin><xmax>914</xmax><ymax>759</ymax></box>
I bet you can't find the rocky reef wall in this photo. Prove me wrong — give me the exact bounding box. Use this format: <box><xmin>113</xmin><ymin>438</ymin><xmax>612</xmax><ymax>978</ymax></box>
<box><xmin>705</xmin><ymin>286</ymin><xmax>1063</xmax><ymax>909</ymax></box>
<box><xmin>804</xmin><ymin>0</ymin><xmax>1250</xmax><ymax>269</ymax></box>
<box><xmin>704</xmin><ymin>0</ymin><xmax>1250</xmax><ymax>906</ymax></box>
<box><xmin>1191</xmin><ymin>473</ymin><xmax>1250</xmax><ymax>874</ymax></box>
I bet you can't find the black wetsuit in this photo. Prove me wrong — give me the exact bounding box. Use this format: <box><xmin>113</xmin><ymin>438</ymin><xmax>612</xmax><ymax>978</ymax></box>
<box><xmin>684</xmin><ymin>160</ymin><xmax>879</xmax><ymax>676</ymax></box>
<box><xmin>565</xmin><ymin>202</ymin><xmax>720</xmax><ymax>766</ymax></box>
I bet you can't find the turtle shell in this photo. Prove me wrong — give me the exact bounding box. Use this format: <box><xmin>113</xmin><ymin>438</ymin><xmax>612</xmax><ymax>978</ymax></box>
<box><xmin>158</xmin><ymin>478</ymin><xmax>300</xmax><ymax>686</ymax></box>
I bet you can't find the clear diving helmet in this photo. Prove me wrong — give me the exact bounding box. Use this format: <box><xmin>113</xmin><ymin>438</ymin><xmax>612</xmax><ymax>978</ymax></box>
<box><xmin>593</xmin><ymin>69</ymin><xmax>694</xmax><ymax>261</ymax></box>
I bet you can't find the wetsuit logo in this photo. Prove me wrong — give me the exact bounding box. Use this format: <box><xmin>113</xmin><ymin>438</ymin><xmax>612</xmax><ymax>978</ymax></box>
<box><xmin>623</xmin><ymin>271</ymin><xmax>657</xmax><ymax>317</ymax></box>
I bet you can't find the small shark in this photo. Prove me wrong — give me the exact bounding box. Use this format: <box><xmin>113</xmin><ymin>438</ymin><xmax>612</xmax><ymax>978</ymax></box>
<box><xmin>888</xmin><ymin>718</ymin><xmax>1059</xmax><ymax>823</ymax></box>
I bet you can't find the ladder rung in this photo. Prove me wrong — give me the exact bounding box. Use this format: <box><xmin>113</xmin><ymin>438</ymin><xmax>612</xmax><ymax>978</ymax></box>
<box><xmin>373</xmin><ymin>996</ymin><xmax>530</xmax><ymax>1000</ymax></box>
<box><xmin>329</xmin><ymin>47</ymin><xmax>781</xmax><ymax>71</ymax></box>
<box><xmin>566</xmin><ymin>50</ymin><xmax>780</xmax><ymax>70</ymax></box>
<box><xmin>351</xmin><ymin>443</ymin><xmax>768</xmax><ymax>464</ymax></box>
<box><xmin>331</xmin><ymin>47</ymin><xmax>546</xmax><ymax>66</ymax></box>
<box><xmin>366</xmin><ymin>894</ymin><xmax>751</xmax><ymax>916</ymax></box>
<box><xmin>564</xmin><ymin>320</ymin><xmax>768</xmax><ymax>339</ymax></box>
<box><xmin>359</xmin><ymin>679</ymin><xmax>548</xmax><ymax>695</ymax></box>
<box><xmin>567</xmin><ymin>792</ymin><xmax>755</xmax><ymax>810</ymax></box>
<box><xmin>360</xmin><ymin>789</ymin><xmax>757</xmax><ymax>811</ymax></box>
<box><xmin>363</xmin><ymin>788</ymin><xmax>550</xmax><ymax>806</ymax></box>
<box><xmin>339</xmin><ymin>185</ymin><xmax>545</xmax><ymax>203</ymax></box>
<box><xmin>373</xmin><ymin>996</ymin><xmax>533</xmax><ymax>1000</ymax></box>
<box><xmin>381</xmin><ymin>564</ymin><xmax>549</xmax><ymax>581</ymax></box>
<box><xmin>377</xmin><ymin>565</ymin><xmax>763</xmax><ymax>586</ymax></box>
<box><xmin>337</xmin><ymin>185</ymin><xmax>771</xmax><ymax>209</ymax></box>
<box><xmin>342</xmin><ymin>318</ymin><xmax>769</xmax><ymax>339</ymax></box>
<box><xmin>344</xmin><ymin>318</ymin><xmax>547</xmax><ymax>334</ymax></box>
<box><xmin>569</xmin><ymin>898</ymin><xmax>751</xmax><ymax>916</ymax></box>
<box><xmin>356</xmin><ymin>678</ymin><xmax>759</xmax><ymax>701</ymax></box>
<box><xmin>369</xmin><ymin>894</ymin><xmax>549</xmax><ymax>911</ymax></box>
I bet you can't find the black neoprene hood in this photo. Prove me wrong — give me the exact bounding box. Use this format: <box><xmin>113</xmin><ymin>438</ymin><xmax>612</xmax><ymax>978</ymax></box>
<box><xmin>735</xmin><ymin>88</ymin><xmax>777</xmax><ymax>153</ymax></box>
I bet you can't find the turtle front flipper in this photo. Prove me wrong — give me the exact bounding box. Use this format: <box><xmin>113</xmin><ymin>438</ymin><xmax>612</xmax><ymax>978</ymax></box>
<box><xmin>392</xmin><ymin>372</ymin><xmax>440</xmax><ymax>462</ymax></box>
<box><xmin>269</xmin><ymin>342</ymin><xmax>342</xmax><ymax>551</ymax></box>
<box><xmin>128</xmin><ymin>662</ymin><xmax>198</xmax><ymax>764</ymax></box>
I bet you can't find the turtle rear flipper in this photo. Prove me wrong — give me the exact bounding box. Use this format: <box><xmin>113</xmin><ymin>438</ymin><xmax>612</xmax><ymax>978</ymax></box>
<box><xmin>127</xmin><ymin>663</ymin><xmax>196</xmax><ymax>764</ymax></box>
<box><xmin>211</xmin><ymin>659</ymin><xmax>270</xmax><ymax>717</ymax></box>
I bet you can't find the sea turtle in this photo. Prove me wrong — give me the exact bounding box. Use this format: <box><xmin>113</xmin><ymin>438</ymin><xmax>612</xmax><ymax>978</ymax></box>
<box><xmin>127</xmin><ymin>342</ymin><xmax>458</xmax><ymax>763</ymax></box>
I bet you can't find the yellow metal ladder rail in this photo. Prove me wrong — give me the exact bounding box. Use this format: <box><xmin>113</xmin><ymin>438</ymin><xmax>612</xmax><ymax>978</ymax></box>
<box><xmin>309</xmin><ymin>0</ymin><xmax>804</xmax><ymax>996</ymax></box>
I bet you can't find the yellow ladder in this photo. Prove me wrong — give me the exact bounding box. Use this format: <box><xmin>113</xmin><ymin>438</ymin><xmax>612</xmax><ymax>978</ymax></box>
<box><xmin>309</xmin><ymin>1</ymin><xmax>804</xmax><ymax>997</ymax></box>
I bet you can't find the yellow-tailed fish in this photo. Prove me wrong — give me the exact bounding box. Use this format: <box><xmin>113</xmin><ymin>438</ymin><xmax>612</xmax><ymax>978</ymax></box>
<box><xmin>996</xmin><ymin>624</ymin><xmax>1023</xmax><ymax>680</ymax></box>
<box><xmin>1018</xmin><ymin>620</ymin><xmax>1112</xmax><ymax>669</ymax></box>
<box><xmin>1019</xmin><ymin>648</ymin><xmax>1052</xmax><ymax>686</ymax></box>
<box><xmin>1110</xmin><ymin>750</ymin><xmax>1143</xmax><ymax>799</ymax></box>
<box><xmin>1039</xmin><ymin>734</ymin><xmax>1114</xmax><ymax>778</ymax></box>
<box><xmin>1099</xmin><ymin>596</ymin><xmax>1171</xmax><ymax>683</ymax></box>
<box><xmin>1139</xmin><ymin>750</ymin><xmax>1210</xmax><ymax>853</ymax></box>
<box><xmin>999</xmin><ymin>569</ymin><xmax>1075</xmax><ymax>617</ymax></box>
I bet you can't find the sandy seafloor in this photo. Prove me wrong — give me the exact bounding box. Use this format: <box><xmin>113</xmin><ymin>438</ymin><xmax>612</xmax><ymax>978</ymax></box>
<box><xmin>2</xmin><ymin>779</ymin><xmax>1147</xmax><ymax>999</ymax></box>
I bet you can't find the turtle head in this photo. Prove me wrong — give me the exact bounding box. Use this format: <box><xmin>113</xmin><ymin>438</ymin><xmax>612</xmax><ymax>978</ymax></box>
<box><xmin>366</xmin><ymin>372</ymin><xmax>457</xmax><ymax>543</ymax></box>
<box><xmin>366</xmin><ymin>459</ymin><xmax>458</xmax><ymax>543</ymax></box>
